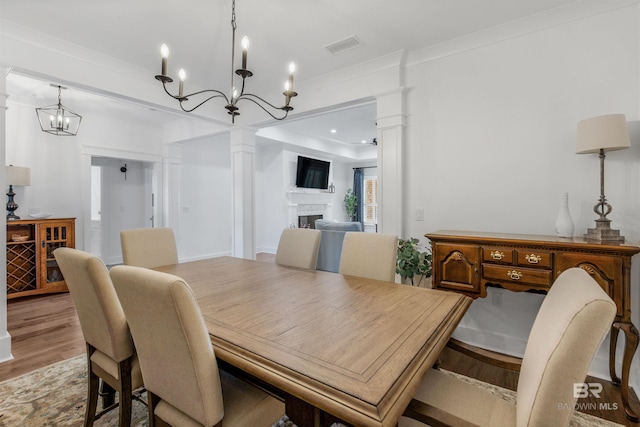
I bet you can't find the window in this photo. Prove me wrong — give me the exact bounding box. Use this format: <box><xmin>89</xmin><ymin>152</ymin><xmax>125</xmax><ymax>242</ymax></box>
<box><xmin>363</xmin><ymin>177</ymin><xmax>378</xmax><ymax>225</ymax></box>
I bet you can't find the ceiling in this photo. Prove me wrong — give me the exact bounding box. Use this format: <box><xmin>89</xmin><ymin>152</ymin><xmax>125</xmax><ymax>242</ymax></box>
<box><xmin>1</xmin><ymin>0</ymin><xmax>578</xmax><ymax>151</ymax></box>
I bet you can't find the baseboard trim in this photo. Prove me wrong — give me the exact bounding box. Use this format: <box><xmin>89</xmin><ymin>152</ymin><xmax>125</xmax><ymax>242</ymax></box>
<box><xmin>179</xmin><ymin>251</ymin><xmax>232</xmax><ymax>263</ymax></box>
<box><xmin>0</xmin><ymin>331</ymin><xmax>13</xmax><ymax>363</ymax></box>
<box><xmin>257</xmin><ymin>246</ymin><xmax>277</xmax><ymax>255</ymax></box>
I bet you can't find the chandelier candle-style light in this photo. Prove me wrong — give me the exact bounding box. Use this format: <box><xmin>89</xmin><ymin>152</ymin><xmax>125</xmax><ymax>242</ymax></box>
<box><xmin>35</xmin><ymin>85</ymin><xmax>82</xmax><ymax>136</ymax></box>
<box><xmin>155</xmin><ymin>0</ymin><xmax>297</xmax><ymax>123</ymax></box>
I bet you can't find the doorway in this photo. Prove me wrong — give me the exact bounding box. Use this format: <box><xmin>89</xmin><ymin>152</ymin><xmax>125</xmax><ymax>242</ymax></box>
<box><xmin>90</xmin><ymin>157</ymin><xmax>155</xmax><ymax>265</ymax></box>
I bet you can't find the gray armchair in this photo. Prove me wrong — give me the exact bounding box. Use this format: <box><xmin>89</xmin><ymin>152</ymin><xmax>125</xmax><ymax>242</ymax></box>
<box><xmin>314</xmin><ymin>219</ymin><xmax>362</xmax><ymax>272</ymax></box>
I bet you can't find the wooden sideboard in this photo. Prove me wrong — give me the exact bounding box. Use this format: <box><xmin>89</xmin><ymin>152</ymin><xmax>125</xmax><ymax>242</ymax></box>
<box><xmin>426</xmin><ymin>230</ymin><xmax>640</xmax><ymax>421</ymax></box>
<box><xmin>6</xmin><ymin>218</ymin><xmax>75</xmax><ymax>299</ymax></box>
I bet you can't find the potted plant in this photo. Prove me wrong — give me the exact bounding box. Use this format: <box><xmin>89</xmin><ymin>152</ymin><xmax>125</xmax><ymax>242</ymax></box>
<box><xmin>396</xmin><ymin>238</ymin><xmax>432</xmax><ymax>286</ymax></box>
<box><xmin>344</xmin><ymin>188</ymin><xmax>357</xmax><ymax>221</ymax></box>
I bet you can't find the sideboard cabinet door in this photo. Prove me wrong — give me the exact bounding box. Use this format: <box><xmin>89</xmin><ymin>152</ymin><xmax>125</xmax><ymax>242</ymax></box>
<box><xmin>39</xmin><ymin>220</ymin><xmax>75</xmax><ymax>293</ymax></box>
<box><xmin>433</xmin><ymin>243</ymin><xmax>481</xmax><ymax>294</ymax></box>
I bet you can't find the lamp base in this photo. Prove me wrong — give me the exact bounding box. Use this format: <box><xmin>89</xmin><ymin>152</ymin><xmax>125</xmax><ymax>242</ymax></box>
<box><xmin>584</xmin><ymin>218</ymin><xmax>625</xmax><ymax>242</ymax></box>
<box><xmin>6</xmin><ymin>185</ymin><xmax>20</xmax><ymax>221</ymax></box>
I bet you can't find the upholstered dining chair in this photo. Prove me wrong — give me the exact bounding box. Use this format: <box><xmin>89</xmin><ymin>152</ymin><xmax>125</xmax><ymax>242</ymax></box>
<box><xmin>339</xmin><ymin>232</ymin><xmax>398</xmax><ymax>282</ymax></box>
<box><xmin>400</xmin><ymin>267</ymin><xmax>616</xmax><ymax>427</ymax></box>
<box><xmin>110</xmin><ymin>265</ymin><xmax>285</xmax><ymax>426</ymax></box>
<box><xmin>275</xmin><ymin>228</ymin><xmax>322</xmax><ymax>270</ymax></box>
<box><xmin>53</xmin><ymin>248</ymin><xmax>144</xmax><ymax>427</ymax></box>
<box><xmin>120</xmin><ymin>227</ymin><xmax>178</xmax><ymax>268</ymax></box>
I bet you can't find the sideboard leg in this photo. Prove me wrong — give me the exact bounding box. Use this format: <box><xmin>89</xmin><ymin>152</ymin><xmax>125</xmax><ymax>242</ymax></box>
<box><xmin>610</xmin><ymin>323</ymin><xmax>621</xmax><ymax>385</ymax></box>
<box><xmin>615</xmin><ymin>321</ymin><xmax>640</xmax><ymax>421</ymax></box>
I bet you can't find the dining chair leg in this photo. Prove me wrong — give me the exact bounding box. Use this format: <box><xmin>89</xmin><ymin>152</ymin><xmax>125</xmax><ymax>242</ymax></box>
<box><xmin>148</xmin><ymin>391</ymin><xmax>160</xmax><ymax>427</ymax></box>
<box><xmin>84</xmin><ymin>346</ymin><xmax>99</xmax><ymax>427</ymax></box>
<box><xmin>146</xmin><ymin>392</ymin><xmax>173</xmax><ymax>427</ymax></box>
<box><xmin>117</xmin><ymin>359</ymin><xmax>133</xmax><ymax>427</ymax></box>
<box><xmin>85</xmin><ymin>370</ymin><xmax>99</xmax><ymax>427</ymax></box>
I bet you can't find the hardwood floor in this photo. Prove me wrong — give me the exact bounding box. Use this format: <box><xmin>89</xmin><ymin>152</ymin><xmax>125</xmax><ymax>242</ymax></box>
<box><xmin>0</xmin><ymin>253</ymin><xmax>637</xmax><ymax>426</ymax></box>
<box><xmin>0</xmin><ymin>292</ymin><xmax>85</xmax><ymax>381</ymax></box>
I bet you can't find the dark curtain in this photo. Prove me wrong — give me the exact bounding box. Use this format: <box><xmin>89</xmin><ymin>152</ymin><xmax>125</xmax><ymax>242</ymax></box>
<box><xmin>353</xmin><ymin>168</ymin><xmax>364</xmax><ymax>226</ymax></box>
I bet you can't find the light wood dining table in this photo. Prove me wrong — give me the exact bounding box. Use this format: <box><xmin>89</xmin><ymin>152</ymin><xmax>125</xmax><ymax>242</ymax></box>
<box><xmin>154</xmin><ymin>256</ymin><xmax>471</xmax><ymax>427</ymax></box>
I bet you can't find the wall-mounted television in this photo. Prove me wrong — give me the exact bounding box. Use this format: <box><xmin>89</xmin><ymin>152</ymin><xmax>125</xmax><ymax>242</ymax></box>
<box><xmin>295</xmin><ymin>156</ymin><xmax>330</xmax><ymax>189</ymax></box>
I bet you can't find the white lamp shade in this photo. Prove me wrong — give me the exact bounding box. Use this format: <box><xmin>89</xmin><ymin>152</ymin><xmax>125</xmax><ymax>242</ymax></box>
<box><xmin>6</xmin><ymin>166</ymin><xmax>31</xmax><ymax>186</ymax></box>
<box><xmin>576</xmin><ymin>114</ymin><xmax>631</xmax><ymax>154</ymax></box>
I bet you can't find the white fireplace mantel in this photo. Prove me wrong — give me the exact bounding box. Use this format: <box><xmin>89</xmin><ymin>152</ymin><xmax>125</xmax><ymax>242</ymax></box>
<box><xmin>287</xmin><ymin>190</ymin><xmax>334</xmax><ymax>205</ymax></box>
<box><xmin>286</xmin><ymin>190</ymin><xmax>335</xmax><ymax>227</ymax></box>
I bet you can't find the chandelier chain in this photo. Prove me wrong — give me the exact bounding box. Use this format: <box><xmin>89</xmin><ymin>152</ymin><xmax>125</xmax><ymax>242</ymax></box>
<box><xmin>231</xmin><ymin>0</ymin><xmax>237</xmax><ymax>30</ymax></box>
<box><xmin>230</xmin><ymin>0</ymin><xmax>236</xmax><ymax>100</ymax></box>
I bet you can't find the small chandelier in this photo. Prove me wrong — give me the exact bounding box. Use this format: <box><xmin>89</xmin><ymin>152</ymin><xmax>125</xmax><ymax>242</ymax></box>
<box><xmin>154</xmin><ymin>0</ymin><xmax>297</xmax><ymax>123</ymax></box>
<box><xmin>35</xmin><ymin>84</ymin><xmax>82</xmax><ymax>136</ymax></box>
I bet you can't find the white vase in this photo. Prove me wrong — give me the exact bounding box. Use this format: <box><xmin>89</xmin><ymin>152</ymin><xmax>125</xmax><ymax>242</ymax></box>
<box><xmin>555</xmin><ymin>193</ymin><xmax>574</xmax><ymax>237</ymax></box>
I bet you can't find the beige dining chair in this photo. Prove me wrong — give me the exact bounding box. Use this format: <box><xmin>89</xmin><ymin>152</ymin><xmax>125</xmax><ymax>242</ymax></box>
<box><xmin>120</xmin><ymin>227</ymin><xmax>178</xmax><ymax>268</ymax></box>
<box><xmin>110</xmin><ymin>265</ymin><xmax>285</xmax><ymax>426</ymax></box>
<box><xmin>400</xmin><ymin>267</ymin><xmax>616</xmax><ymax>427</ymax></box>
<box><xmin>275</xmin><ymin>228</ymin><xmax>322</xmax><ymax>270</ymax></box>
<box><xmin>339</xmin><ymin>232</ymin><xmax>398</xmax><ymax>282</ymax></box>
<box><xmin>53</xmin><ymin>248</ymin><xmax>144</xmax><ymax>427</ymax></box>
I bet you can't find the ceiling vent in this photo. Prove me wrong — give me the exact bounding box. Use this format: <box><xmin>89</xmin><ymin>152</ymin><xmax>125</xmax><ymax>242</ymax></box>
<box><xmin>325</xmin><ymin>36</ymin><xmax>363</xmax><ymax>55</ymax></box>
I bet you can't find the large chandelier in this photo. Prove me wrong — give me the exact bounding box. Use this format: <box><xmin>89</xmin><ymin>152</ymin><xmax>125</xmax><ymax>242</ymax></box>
<box><xmin>35</xmin><ymin>85</ymin><xmax>82</xmax><ymax>136</ymax></box>
<box><xmin>154</xmin><ymin>0</ymin><xmax>297</xmax><ymax>123</ymax></box>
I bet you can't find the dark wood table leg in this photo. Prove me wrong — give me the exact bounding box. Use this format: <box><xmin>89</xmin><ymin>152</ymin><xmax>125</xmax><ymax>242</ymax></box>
<box><xmin>99</xmin><ymin>380</ymin><xmax>116</xmax><ymax>408</ymax></box>
<box><xmin>284</xmin><ymin>394</ymin><xmax>352</xmax><ymax>427</ymax></box>
<box><xmin>285</xmin><ymin>394</ymin><xmax>318</xmax><ymax>427</ymax></box>
<box><xmin>612</xmin><ymin>321</ymin><xmax>640</xmax><ymax>421</ymax></box>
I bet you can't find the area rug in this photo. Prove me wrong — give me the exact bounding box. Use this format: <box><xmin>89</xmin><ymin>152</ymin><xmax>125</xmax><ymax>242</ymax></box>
<box><xmin>0</xmin><ymin>355</ymin><xmax>623</xmax><ymax>426</ymax></box>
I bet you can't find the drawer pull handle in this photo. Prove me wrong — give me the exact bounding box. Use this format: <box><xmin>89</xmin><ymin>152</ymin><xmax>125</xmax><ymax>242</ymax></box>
<box><xmin>507</xmin><ymin>270</ymin><xmax>523</xmax><ymax>280</ymax></box>
<box><xmin>491</xmin><ymin>251</ymin><xmax>505</xmax><ymax>260</ymax></box>
<box><xmin>525</xmin><ymin>254</ymin><xmax>542</xmax><ymax>264</ymax></box>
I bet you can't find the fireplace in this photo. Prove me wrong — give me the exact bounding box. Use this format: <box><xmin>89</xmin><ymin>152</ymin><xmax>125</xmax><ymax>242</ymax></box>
<box><xmin>286</xmin><ymin>191</ymin><xmax>334</xmax><ymax>228</ymax></box>
<box><xmin>299</xmin><ymin>214</ymin><xmax>323</xmax><ymax>229</ymax></box>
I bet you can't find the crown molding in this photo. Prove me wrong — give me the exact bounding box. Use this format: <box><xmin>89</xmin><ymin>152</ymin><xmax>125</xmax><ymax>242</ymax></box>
<box><xmin>407</xmin><ymin>0</ymin><xmax>638</xmax><ymax>67</ymax></box>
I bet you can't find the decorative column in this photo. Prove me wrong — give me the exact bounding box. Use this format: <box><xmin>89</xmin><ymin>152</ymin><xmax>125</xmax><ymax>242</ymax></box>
<box><xmin>375</xmin><ymin>88</ymin><xmax>405</xmax><ymax>238</ymax></box>
<box><xmin>230</xmin><ymin>128</ymin><xmax>256</xmax><ymax>259</ymax></box>
<box><xmin>0</xmin><ymin>67</ymin><xmax>11</xmax><ymax>362</ymax></box>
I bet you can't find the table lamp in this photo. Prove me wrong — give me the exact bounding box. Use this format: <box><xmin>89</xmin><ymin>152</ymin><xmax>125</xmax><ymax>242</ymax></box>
<box><xmin>6</xmin><ymin>165</ymin><xmax>31</xmax><ymax>220</ymax></box>
<box><xmin>576</xmin><ymin>114</ymin><xmax>630</xmax><ymax>242</ymax></box>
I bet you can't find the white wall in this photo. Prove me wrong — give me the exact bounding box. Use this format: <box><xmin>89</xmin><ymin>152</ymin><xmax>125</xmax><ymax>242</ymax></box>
<box><xmin>256</xmin><ymin>142</ymin><xmax>286</xmax><ymax>253</ymax></box>
<box><xmin>405</xmin><ymin>5</ymin><xmax>640</xmax><ymax>381</ymax></box>
<box><xmin>329</xmin><ymin>159</ymin><xmax>352</xmax><ymax>221</ymax></box>
<box><xmin>178</xmin><ymin>135</ymin><xmax>233</xmax><ymax>261</ymax></box>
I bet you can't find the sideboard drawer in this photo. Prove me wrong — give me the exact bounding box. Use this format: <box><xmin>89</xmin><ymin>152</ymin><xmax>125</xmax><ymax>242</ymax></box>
<box><xmin>516</xmin><ymin>249</ymin><xmax>552</xmax><ymax>269</ymax></box>
<box><xmin>482</xmin><ymin>263</ymin><xmax>553</xmax><ymax>289</ymax></box>
<box><xmin>482</xmin><ymin>247</ymin><xmax>514</xmax><ymax>264</ymax></box>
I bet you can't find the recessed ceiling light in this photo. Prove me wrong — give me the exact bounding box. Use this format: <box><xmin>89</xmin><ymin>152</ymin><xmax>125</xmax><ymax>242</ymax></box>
<box><xmin>330</xmin><ymin>129</ymin><xmax>337</xmax><ymax>133</ymax></box>
<box><xmin>361</xmin><ymin>140</ymin><xmax>367</xmax><ymax>144</ymax></box>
